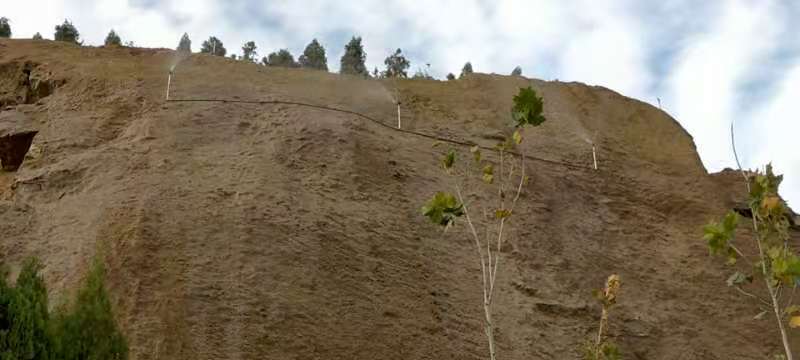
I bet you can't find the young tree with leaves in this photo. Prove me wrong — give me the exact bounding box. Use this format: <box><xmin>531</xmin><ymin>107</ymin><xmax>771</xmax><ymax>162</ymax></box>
<box><xmin>54</xmin><ymin>19</ymin><xmax>80</xmax><ymax>44</ymax></box>
<box><xmin>32</xmin><ymin>32</ymin><xmax>43</xmax><ymax>40</ymax></box>
<box><xmin>104</xmin><ymin>29</ymin><xmax>122</xmax><ymax>46</ymax></box>
<box><xmin>460</xmin><ymin>62</ymin><xmax>474</xmax><ymax>79</ymax></box>
<box><xmin>446</xmin><ymin>73</ymin><xmax>456</xmax><ymax>81</ymax></box>
<box><xmin>176</xmin><ymin>33</ymin><xmax>191</xmax><ymax>53</ymax></box>
<box><xmin>583</xmin><ymin>275</ymin><xmax>622</xmax><ymax>360</ymax></box>
<box><xmin>0</xmin><ymin>17</ymin><xmax>10</xmax><ymax>38</ymax></box>
<box><xmin>340</xmin><ymin>36</ymin><xmax>368</xmax><ymax>77</ymax></box>
<box><xmin>200</xmin><ymin>36</ymin><xmax>226</xmax><ymax>56</ymax></box>
<box><xmin>422</xmin><ymin>86</ymin><xmax>546</xmax><ymax>360</ymax></box>
<box><xmin>263</xmin><ymin>49</ymin><xmax>298</xmax><ymax>68</ymax></box>
<box><xmin>704</xmin><ymin>163</ymin><xmax>798</xmax><ymax>360</ymax></box>
<box><xmin>241</xmin><ymin>41</ymin><xmax>258</xmax><ymax>62</ymax></box>
<box><xmin>383</xmin><ymin>48</ymin><xmax>410</xmax><ymax>78</ymax></box>
<box><xmin>511</xmin><ymin>66</ymin><xmax>522</xmax><ymax>76</ymax></box>
<box><xmin>298</xmin><ymin>38</ymin><xmax>328</xmax><ymax>71</ymax></box>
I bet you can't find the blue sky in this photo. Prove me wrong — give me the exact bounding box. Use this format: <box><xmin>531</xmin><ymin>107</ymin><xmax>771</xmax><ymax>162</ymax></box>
<box><xmin>4</xmin><ymin>0</ymin><xmax>799</xmax><ymax>207</ymax></box>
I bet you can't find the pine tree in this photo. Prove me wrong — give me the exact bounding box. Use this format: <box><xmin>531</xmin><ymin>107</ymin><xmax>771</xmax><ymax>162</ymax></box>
<box><xmin>460</xmin><ymin>62</ymin><xmax>473</xmax><ymax>79</ymax></box>
<box><xmin>51</xmin><ymin>260</ymin><xmax>128</xmax><ymax>360</ymax></box>
<box><xmin>340</xmin><ymin>36</ymin><xmax>368</xmax><ymax>76</ymax></box>
<box><xmin>32</xmin><ymin>32</ymin><xmax>43</xmax><ymax>40</ymax></box>
<box><xmin>511</xmin><ymin>66</ymin><xmax>522</xmax><ymax>76</ymax></box>
<box><xmin>241</xmin><ymin>41</ymin><xmax>257</xmax><ymax>62</ymax></box>
<box><xmin>176</xmin><ymin>33</ymin><xmax>191</xmax><ymax>53</ymax></box>
<box><xmin>54</xmin><ymin>19</ymin><xmax>80</xmax><ymax>44</ymax></box>
<box><xmin>263</xmin><ymin>49</ymin><xmax>298</xmax><ymax>68</ymax></box>
<box><xmin>0</xmin><ymin>17</ymin><xmax>10</xmax><ymax>38</ymax></box>
<box><xmin>104</xmin><ymin>29</ymin><xmax>122</xmax><ymax>47</ymax></box>
<box><xmin>1</xmin><ymin>258</ymin><xmax>51</xmax><ymax>360</ymax></box>
<box><xmin>200</xmin><ymin>36</ymin><xmax>226</xmax><ymax>56</ymax></box>
<box><xmin>383</xmin><ymin>48</ymin><xmax>410</xmax><ymax>78</ymax></box>
<box><xmin>298</xmin><ymin>39</ymin><xmax>328</xmax><ymax>71</ymax></box>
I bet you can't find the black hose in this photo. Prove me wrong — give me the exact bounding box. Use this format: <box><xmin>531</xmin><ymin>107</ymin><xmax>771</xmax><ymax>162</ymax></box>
<box><xmin>165</xmin><ymin>98</ymin><xmax>593</xmax><ymax>171</ymax></box>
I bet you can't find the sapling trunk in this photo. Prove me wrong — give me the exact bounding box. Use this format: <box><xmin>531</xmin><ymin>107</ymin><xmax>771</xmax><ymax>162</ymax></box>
<box><xmin>422</xmin><ymin>86</ymin><xmax>545</xmax><ymax>360</ymax></box>
<box><xmin>455</xmin><ymin>147</ymin><xmax>526</xmax><ymax>360</ymax></box>
<box><xmin>731</xmin><ymin>121</ymin><xmax>793</xmax><ymax>360</ymax></box>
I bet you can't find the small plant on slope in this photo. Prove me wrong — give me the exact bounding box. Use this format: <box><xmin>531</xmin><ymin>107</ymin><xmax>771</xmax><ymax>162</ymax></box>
<box><xmin>583</xmin><ymin>274</ymin><xmax>622</xmax><ymax>360</ymax></box>
<box><xmin>703</xmin><ymin>164</ymin><xmax>797</xmax><ymax>359</ymax></box>
<box><xmin>422</xmin><ymin>86</ymin><xmax>546</xmax><ymax>360</ymax></box>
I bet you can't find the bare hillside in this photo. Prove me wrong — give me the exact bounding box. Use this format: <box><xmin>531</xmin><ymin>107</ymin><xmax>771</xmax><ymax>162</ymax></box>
<box><xmin>1</xmin><ymin>39</ymin><xmax>797</xmax><ymax>359</ymax></box>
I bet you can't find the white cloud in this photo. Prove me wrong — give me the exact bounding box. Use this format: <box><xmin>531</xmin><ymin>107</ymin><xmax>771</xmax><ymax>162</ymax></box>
<box><xmin>662</xmin><ymin>0</ymin><xmax>795</xmax><ymax>204</ymax></box>
<box><xmin>748</xmin><ymin>63</ymin><xmax>800</xmax><ymax>209</ymax></box>
<box><xmin>556</xmin><ymin>2</ymin><xmax>652</xmax><ymax>99</ymax></box>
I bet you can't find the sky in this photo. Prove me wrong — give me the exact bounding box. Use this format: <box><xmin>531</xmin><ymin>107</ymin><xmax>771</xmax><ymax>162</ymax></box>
<box><xmin>3</xmin><ymin>0</ymin><xmax>799</xmax><ymax>208</ymax></box>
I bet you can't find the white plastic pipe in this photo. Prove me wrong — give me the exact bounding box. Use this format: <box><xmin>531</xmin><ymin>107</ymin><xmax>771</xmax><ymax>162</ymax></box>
<box><xmin>166</xmin><ymin>72</ymin><xmax>172</xmax><ymax>101</ymax></box>
<box><xmin>592</xmin><ymin>144</ymin><xmax>598</xmax><ymax>170</ymax></box>
<box><xmin>397</xmin><ymin>104</ymin><xmax>401</xmax><ymax>129</ymax></box>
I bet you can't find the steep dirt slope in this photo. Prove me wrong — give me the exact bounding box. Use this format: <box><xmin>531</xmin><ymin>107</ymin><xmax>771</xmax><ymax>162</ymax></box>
<box><xmin>1</xmin><ymin>39</ymin><xmax>797</xmax><ymax>359</ymax></box>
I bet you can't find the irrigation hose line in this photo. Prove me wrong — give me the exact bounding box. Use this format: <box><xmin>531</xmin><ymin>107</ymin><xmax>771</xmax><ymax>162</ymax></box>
<box><xmin>165</xmin><ymin>97</ymin><xmax>594</xmax><ymax>171</ymax></box>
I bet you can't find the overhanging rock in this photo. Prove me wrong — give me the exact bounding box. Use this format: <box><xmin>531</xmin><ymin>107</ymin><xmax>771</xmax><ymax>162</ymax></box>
<box><xmin>0</xmin><ymin>130</ymin><xmax>37</xmax><ymax>171</ymax></box>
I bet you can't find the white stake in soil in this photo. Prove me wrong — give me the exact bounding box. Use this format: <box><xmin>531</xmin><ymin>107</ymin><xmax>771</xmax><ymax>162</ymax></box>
<box><xmin>166</xmin><ymin>71</ymin><xmax>173</xmax><ymax>100</ymax></box>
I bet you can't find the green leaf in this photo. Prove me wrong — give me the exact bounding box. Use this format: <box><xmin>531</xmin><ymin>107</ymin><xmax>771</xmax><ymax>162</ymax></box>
<box><xmin>511</xmin><ymin>86</ymin><xmax>546</xmax><ymax>128</ymax></box>
<box><xmin>495</xmin><ymin>209</ymin><xmax>511</xmax><ymax>219</ymax></box>
<box><xmin>790</xmin><ymin>316</ymin><xmax>800</xmax><ymax>329</ymax></box>
<box><xmin>783</xmin><ymin>305</ymin><xmax>800</xmax><ymax>316</ymax></box>
<box><xmin>512</xmin><ymin>130</ymin><xmax>522</xmax><ymax>144</ymax></box>
<box><xmin>703</xmin><ymin>212</ymin><xmax>739</xmax><ymax>257</ymax></box>
<box><xmin>421</xmin><ymin>192</ymin><xmax>465</xmax><ymax>227</ymax></box>
<box><xmin>442</xmin><ymin>149</ymin><xmax>456</xmax><ymax>170</ymax></box>
<box><xmin>482</xmin><ymin>164</ymin><xmax>494</xmax><ymax>184</ymax></box>
<box><xmin>768</xmin><ymin>246</ymin><xmax>782</xmax><ymax>260</ymax></box>
<box><xmin>773</xmin><ymin>254</ymin><xmax>800</xmax><ymax>285</ymax></box>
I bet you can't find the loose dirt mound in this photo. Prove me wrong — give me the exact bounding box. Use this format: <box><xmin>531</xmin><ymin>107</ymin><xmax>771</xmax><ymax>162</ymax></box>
<box><xmin>0</xmin><ymin>39</ymin><xmax>797</xmax><ymax>359</ymax></box>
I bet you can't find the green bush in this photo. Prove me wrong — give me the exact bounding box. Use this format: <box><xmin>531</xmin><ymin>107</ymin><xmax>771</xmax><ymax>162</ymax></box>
<box><xmin>1</xmin><ymin>258</ymin><xmax>51</xmax><ymax>360</ymax></box>
<box><xmin>104</xmin><ymin>30</ymin><xmax>122</xmax><ymax>47</ymax></box>
<box><xmin>0</xmin><ymin>18</ymin><xmax>10</xmax><ymax>38</ymax></box>
<box><xmin>0</xmin><ymin>258</ymin><xmax>128</xmax><ymax>360</ymax></box>
<box><xmin>54</xmin><ymin>20</ymin><xmax>80</xmax><ymax>44</ymax></box>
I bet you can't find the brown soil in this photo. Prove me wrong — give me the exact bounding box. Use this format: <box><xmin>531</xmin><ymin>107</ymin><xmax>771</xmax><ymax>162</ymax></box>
<box><xmin>1</xmin><ymin>39</ymin><xmax>798</xmax><ymax>359</ymax></box>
